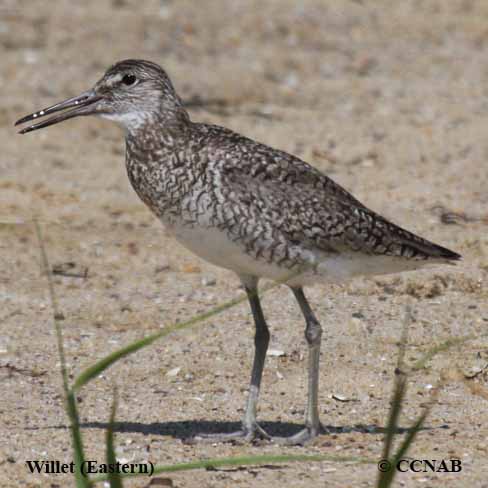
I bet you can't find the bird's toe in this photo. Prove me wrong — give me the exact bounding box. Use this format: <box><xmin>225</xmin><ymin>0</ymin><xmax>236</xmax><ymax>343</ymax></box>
<box><xmin>271</xmin><ymin>423</ymin><xmax>326</xmax><ymax>446</ymax></box>
<box><xmin>184</xmin><ymin>422</ymin><xmax>270</xmax><ymax>445</ymax></box>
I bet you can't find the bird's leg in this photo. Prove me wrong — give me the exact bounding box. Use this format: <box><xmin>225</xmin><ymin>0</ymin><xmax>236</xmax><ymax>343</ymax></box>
<box><xmin>239</xmin><ymin>279</ymin><xmax>271</xmax><ymax>439</ymax></box>
<box><xmin>188</xmin><ymin>276</ymin><xmax>271</xmax><ymax>443</ymax></box>
<box><xmin>273</xmin><ymin>287</ymin><xmax>325</xmax><ymax>445</ymax></box>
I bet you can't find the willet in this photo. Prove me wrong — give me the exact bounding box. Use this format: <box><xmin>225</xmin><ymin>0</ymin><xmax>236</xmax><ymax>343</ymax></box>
<box><xmin>15</xmin><ymin>59</ymin><xmax>460</xmax><ymax>445</ymax></box>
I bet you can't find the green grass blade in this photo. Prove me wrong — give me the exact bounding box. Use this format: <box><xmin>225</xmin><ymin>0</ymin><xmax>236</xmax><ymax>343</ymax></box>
<box><xmin>105</xmin><ymin>388</ymin><xmax>123</xmax><ymax>488</ymax></box>
<box><xmin>150</xmin><ymin>453</ymin><xmax>372</xmax><ymax>473</ymax></box>
<box><xmin>89</xmin><ymin>453</ymin><xmax>374</xmax><ymax>483</ymax></box>
<box><xmin>34</xmin><ymin>220</ymin><xmax>90</xmax><ymax>487</ymax></box>
<box><xmin>73</xmin><ymin>330</ymin><xmax>164</xmax><ymax>392</ymax></box>
<box><xmin>73</xmin><ymin>283</ymin><xmax>277</xmax><ymax>392</ymax></box>
<box><xmin>67</xmin><ymin>391</ymin><xmax>92</xmax><ymax>488</ymax></box>
<box><xmin>409</xmin><ymin>334</ymin><xmax>476</xmax><ymax>372</ymax></box>
<box><xmin>33</xmin><ymin>220</ymin><xmax>70</xmax><ymax>396</ymax></box>
<box><xmin>377</xmin><ymin>403</ymin><xmax>430</xmax><ymax>488</ymax></box>
<box><xmin>377</xmin><ymin>305</ymin><xmax>411</xmax><ymax>488</ymax></box>
<box><xmin>381</xmin><ymin>305</ymin><xmax>410</xmax><ymax>462</ymax></box>
<box><xmin>380</xmin><ymin>372</ymin><xmax>407</xmax><ymax>466</ymax></box>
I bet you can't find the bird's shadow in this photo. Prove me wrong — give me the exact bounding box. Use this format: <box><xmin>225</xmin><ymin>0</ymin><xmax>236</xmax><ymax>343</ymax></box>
<box><xmin>79</xmin><ymin>419</ymin><xmax>436</xmax><ymax>440</ymax></box>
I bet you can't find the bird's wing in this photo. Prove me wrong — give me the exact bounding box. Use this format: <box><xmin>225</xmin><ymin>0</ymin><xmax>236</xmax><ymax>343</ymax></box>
<box><xmin>216</xmin><ymin>137</ymin><xmax>459</xmax><ymax>262</ymax></box>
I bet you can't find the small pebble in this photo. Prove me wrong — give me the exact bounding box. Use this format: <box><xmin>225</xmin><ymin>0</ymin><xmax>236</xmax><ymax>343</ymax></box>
<box><xmin>201</xmin><ymin>275</ymin><xmax>217</xmax><ymax>286</ymax></box>
<box><xmin>155</xmin><ymin>263</ymin><xmax>170</xmax><ymax>273</ymax></box>
<box><xmin>166</xmin><ymin>367</ymin><xmax>181</xmax><ymax>377</ymax></box>
<box><xmin>331</xmin><ymin>394</ymin><xmax>358</xmax><ymax>402</ymax></box>
<box><xmin>267</xmin><ymin>349</ymin><xmax>285</xmax><ymax>357</ymax></box>
<box><xmin>182</xmin><ymin>264</ymin><xmax>201</xmax><ymax>273</ymax></box>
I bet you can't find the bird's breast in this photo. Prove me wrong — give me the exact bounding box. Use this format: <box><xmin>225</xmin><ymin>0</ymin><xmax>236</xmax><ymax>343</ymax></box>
<box><xmin>125</xmin><ymin>148</ymin><xmax>201</xmax><ymax>218</ymax></box>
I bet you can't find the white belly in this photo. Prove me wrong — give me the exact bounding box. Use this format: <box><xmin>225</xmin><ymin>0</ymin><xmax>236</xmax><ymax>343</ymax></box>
<box><xmin>166</xmin><ymin>221</ymin><xmax>288</xmax><ymax>280</ymax></box>
<box><xmin>162</xmin><ymin>220</ymin><xmax>429</xmax><ymax>286</ymax></box>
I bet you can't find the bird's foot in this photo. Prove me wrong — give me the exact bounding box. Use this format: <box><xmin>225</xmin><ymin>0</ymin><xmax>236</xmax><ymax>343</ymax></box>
<box><xmin>185</xmin><ymin>422</ymin><xmax>271</xmax><ymax>445</ymax></box>
<box><xmin>271</xmin><ymin>423</ymin><xmax>326</xmax><ymax>446</ymax></box>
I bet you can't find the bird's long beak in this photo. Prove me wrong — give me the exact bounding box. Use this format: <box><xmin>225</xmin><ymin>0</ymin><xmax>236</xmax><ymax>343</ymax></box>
<box><xmin>15</xmin><ymin>90</ymin><xmax>103</xmax><ymax>134</ymax></box>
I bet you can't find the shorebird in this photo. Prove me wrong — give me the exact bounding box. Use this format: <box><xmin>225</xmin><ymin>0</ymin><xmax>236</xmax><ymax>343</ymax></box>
<box><xmin>16</xmin><ymin>59</ymin><xmax>460</xmax><ymax>445</ymax></box>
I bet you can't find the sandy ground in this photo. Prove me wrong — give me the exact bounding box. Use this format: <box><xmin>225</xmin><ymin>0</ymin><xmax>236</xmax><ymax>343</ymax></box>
<box><xmin>1</xmin><ymin>1</ymin><xmax>488</xmax><ymax>487</ymax></box>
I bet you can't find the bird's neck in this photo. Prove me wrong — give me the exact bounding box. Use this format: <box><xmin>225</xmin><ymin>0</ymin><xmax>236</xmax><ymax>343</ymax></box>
<box><xmin>124</xmin><ymin>110</ymin><xmax>196</xmax><ymax>219</ymax></box>
<box><xmin>124</xmin><ymin>107</ymin><xmax>194</xmax><ymax>187</ymax></box>
<box><xmin>125</xmin><ymin>108</ymin><xmax>191</xmax><ymax>152</ymax></box>
<box><xmin>118</xmin><ymin>105</ymin><xmax>189</xmax><ymax>137</ymax></box>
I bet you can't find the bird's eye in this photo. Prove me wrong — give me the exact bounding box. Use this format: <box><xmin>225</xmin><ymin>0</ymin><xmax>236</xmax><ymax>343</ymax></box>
<box><xmin>122</xmin><ymin>74</ymin><xmax>137</xmax><ymax>86</ymax></box>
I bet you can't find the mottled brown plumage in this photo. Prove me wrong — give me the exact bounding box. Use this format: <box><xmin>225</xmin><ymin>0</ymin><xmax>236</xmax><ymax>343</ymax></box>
<box><xmin>128</xmin><ymin>119</ymin><xmax>459</xmax><ymax>268</ymax></box>
<box><xmin>16</xmin><ymin>59</ymin><xmax>460</xmax><ymax>445</ymax></box>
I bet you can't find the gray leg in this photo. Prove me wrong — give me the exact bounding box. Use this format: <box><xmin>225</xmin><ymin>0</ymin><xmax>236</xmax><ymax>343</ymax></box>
<box><xmin>189</xmin><ymin>275</ymin><xmax>270</xmax><ymax>443</ymax></box>
<box><xmin>273</xmin><ymin>287</ymin><xmax>324</xmax><ymax>445</ymax></box>
<box><xmin>241</xmin><ymin>277</ymin><xmax>270</xmax><ymax>438</ymax></box>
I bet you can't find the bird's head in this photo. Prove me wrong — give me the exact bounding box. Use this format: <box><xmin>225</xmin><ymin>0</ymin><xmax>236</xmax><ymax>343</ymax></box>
<box><xmin>15</xmin><ymin>59</ymin><xmax>185</xmax><ymax>134</ymax></box>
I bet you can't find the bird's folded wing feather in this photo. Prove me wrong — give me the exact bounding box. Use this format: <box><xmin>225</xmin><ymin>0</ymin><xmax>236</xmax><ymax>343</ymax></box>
<box><xmin>217</xmin><ymin>141</ymin><xmax>457</xmax><ymax>261</ymax></box>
